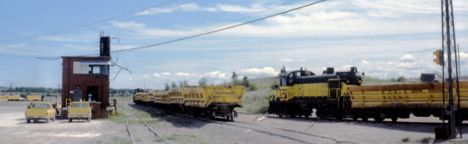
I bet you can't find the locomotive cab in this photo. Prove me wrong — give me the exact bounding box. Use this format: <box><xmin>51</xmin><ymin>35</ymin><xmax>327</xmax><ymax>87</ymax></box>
<box><xmin>280</xmin><ymin>67</ymin><xmax>363</xmax><ymax>86</ymax></box>
<box><xmin>279</xmin><ymin>68</ymin><xmax>315</xmax><ymax>86</ymax></box>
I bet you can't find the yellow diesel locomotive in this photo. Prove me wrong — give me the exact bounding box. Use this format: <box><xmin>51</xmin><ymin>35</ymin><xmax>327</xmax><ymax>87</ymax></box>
<box><xmin>268</xmin><ymin>67</ymin><xmax>362</xmax><ymax>119</ymax></box>
<box><xmin>268</xmin><ymin>67</ymin><xmax>468</xmax><ymax>122</ymax></box>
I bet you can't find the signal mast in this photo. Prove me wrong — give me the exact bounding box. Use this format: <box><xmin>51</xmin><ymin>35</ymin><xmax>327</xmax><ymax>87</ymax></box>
<box><xmin>434</xmin><ymin>0</ymin><xmax>461</xmax><ymax>139</ymax></box>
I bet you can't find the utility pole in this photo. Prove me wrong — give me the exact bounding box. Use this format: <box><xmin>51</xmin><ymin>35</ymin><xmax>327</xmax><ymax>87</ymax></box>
<box><xmin>436</xmin><ymin>0</ymin><xmax>460</xmax><ymax>139</ymax></box>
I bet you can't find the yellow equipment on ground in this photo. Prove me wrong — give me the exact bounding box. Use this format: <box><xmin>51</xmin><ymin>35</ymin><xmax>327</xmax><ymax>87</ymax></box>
<box><xmin>26</xmin><ymin>95</ymin><xmax>42</xmax><ymax>101</ymax></box>
<box><xmin>0</xmin><ymin>96</ymin><xmax>8</xmax><ymax>101</ymax></box>
<box><xmin>7</xmin><ymin>95</ymin><xmax>21</xmax><ymax>101</ymax></box>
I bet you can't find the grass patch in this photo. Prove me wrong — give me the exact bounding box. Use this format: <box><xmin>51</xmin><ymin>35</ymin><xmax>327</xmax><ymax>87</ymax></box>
<box><xmin>238</xmin><ymin>88</ymin><xmax>271</xmax><ymax>114</ymax></box>
<box><xmin>112</xmin><ymin>137</ymin><xmax>132</xmax><ymax>144</ymax></box>
<box><xmin>108</xmin><ymin>112</ymin><xmax>127</xmax><ymax>123</ymax></box>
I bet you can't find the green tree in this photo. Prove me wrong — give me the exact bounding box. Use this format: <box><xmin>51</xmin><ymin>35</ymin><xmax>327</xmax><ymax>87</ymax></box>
<box><xmin>164</xmin><ymin>83</ymin><xmax>170</xmax><ymax>90</ymax></box>
<box><xmin>171</xmin><ymin>81</ymin><xmax>178</xmax><ymax>89</ymax></box>
<box><xmin>396</xmin><ymin>76</ymin><xmax>406</xmax><ymax>82</ymax></box>
<box><xmin>198</xmin><ymin>77</ymin><xmax>208</xmax><ymax>87</ymax></box>
<box><xmin>179</xmin><ymin>80</ymin><xmax>189</xmax><ymax>87</ymax></box>
<box><xmin>232</xmin><ymin>71</ymin><xmax>240</xmax><ymax>85</ymax></box>
<box><xmin>242</xmin><ymin>76</ymin><xmax>250</xmax><ymax>87</ymax></box>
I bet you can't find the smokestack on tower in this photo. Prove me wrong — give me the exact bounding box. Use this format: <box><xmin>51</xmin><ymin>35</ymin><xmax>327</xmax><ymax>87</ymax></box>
<box><xmin>100</xmin><ymin>36</ymin><xmax>110</xmax><ymax>56</ymax></box>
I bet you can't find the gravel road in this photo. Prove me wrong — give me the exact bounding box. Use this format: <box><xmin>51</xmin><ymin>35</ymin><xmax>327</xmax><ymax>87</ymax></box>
<box><xmin>1</xmin><ymin>99</ymin><xmax>468</xmax><ymax>144</ymax></box>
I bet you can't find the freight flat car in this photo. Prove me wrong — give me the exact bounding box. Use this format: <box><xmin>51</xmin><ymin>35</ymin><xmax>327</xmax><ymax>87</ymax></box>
<box><xmin>348</xmin><ymin>81</ymin><xmax>468</xmax><ymax>122</ymax></box>
<box><xmin>134</xmin><ymin>85</ymin><xmax>245</xmax><ymax>121</ymax></box>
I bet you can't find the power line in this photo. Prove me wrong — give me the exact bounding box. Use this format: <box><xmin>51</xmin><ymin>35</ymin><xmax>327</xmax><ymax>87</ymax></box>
<box><xmin>1</xmin><ymin>0</ymin><xmax>328</xmax><ymax>60</ymax></box>
<box><xmin>0</xmin><ymin>0</ymin><xmax>184</xmax><ymax>44</ymax></box>
<box><xmin>112</xmin><ymin>0</ymin><xmax>328</xmax><ymax>53</ymax></box>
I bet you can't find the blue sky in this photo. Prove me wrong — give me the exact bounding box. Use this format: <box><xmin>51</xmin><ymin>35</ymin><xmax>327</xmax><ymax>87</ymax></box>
<box><xmin>0</xmin><ymin>0</ymin><xmax>467</xmax><ymax>89</ymax></box>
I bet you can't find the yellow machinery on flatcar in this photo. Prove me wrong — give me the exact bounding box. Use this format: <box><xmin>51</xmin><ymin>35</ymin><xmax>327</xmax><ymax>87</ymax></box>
<box><xmin>134</xmin><ymin>85</ymin><xmax>245</xmax><ymax>121</ymax></box>
<box><xmin>348</xmin><ymin>81</ymin><xmax>468</xmax><ymax>122</ymax></box>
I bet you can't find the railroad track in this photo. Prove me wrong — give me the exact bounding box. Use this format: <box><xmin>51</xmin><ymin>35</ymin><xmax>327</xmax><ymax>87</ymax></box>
<box><xmin>122</xmin><ymin>106</ymin><xmax>159</xmax><ymax>144</ymax></box>
<box><xmin>233</xmin><ymin>120</ymin><xmax>357</xmax><ymax>144</ymax></box>
<box><xmin>131</xmin><ymin>104</ymin><xmax>353</xmax><ymax>144</ymax></box>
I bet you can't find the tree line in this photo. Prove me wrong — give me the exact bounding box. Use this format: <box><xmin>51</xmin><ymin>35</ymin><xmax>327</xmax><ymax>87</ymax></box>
<box><xmin>163</xmin><ymin>71</ymin><xmax>258</xmax><ymax>91</ymax></box>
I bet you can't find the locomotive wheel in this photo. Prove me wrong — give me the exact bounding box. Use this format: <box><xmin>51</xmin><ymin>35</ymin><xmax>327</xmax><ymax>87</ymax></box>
<box><xmin>290</xmin><ymin>114</ymin><xmax>297</xmax><ymax>118</ymax></box>
<box><xmin>226</xmin><ymin>115</ymin><xmax>233</xmax><ymax>121</ymax></box>
<box><xmin>278</xmin><ymin>113</ymin><xmax>283</xmax><ymax>118</ymax></box>
<box><xmin>352</xmin><ymin>116</ymin><xmax>358</xmax><ymax>121</ymax></box>
<box><xmin>373</xmin><ymin>117</ymin><xmax>383</xmax><ymax>122</ymax></box>
<box><xmin>335</xmin><ymin>114</ymin><xmax>343</xmax><ymax>121</ymax></box>
<box><xmin>209</xmin><ymin>111</ymin><xmax>215</xmax><ymax>119</ymax></box>
<box><xmin>391</xmin><ymin>117</ymin><xmax>398</xmax><ymax>123</ymax></box>
<box><xmin>362</xmin><ymin>117</ymin><xmax>368</xmax><ymax>122</ymax></box>
<box><xmin>316</xmin><ymin>109</ymin><xmax>326</xmax><ymax>119</ymax></box>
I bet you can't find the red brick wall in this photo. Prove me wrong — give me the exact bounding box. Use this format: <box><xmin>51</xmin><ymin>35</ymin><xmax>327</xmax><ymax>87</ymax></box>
<box><xmin>62</xmin><ymin>56</ymin><xmax>110</xmax><ymax>118</ymax></box>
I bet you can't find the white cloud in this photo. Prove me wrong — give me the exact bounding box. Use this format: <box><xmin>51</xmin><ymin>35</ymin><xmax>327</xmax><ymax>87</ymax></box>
<box><xmin>152</xmin><ymin>73</ymin><xmax>161</xmax><ymax>78</ymax></box>
<box><xmin>213</xmin><ymin>4</ymin><xmax>265</xmax><ymax>13</ymax></box>
<box><xmin>118</xmin><ymin>0</ymin><xmax>468</xmax><ymax>39</ymax></box>
<box><xmin>460</xmin><ymin>52</ymin><xmax>468</xmax><ymax>60</ymax></box>
<box><xmin>136</xmin><ymin>3</ymin><xmax>200</xmax><ymax>16</ymax></box>
<box><xmin>46</xmin><ymin>1</ymin><xmax>468</xmax><ymax>88</ymax></box>
<box><xmin>400</xmin><ymin>54</ymin><xmax>416</xmax><ymax>62</ymax></box>
<box><xmin>279</xmin><ymin>58</ymin><xmax>293</xmax><ymax>62</ymax></box>
<box><xmin>361</xmin><ymin>60</ymin><xmax>370</xmax><ymax>65</ymax></box>
<box><xmin>0</xmin><ymin>43</ymin><xmax>50</xmax><ymax>56</ymax></box>
<box><xmin>135</xmin><ymin>3</ymin><xmax>265</xmax><ymax>16</ymax></box>
<box><xmin>111</xmin><ymin>21</ymin><xmax>145</xmax><ymax>29</ymax></box>
<box><xmin>204</xmin><ymin>71</ymin><xmax>229</xmax><ymax>80</ymax></box>
<box><xmin>175</xmin><ymin>72</ymin><xmax>199</xmax><ymax>77</ymax></box>
<box><xmin>110</xmin><ymin>21</ymin><xmax>198</xmax><ymax>37</ymax></box>
<box><xmin>142</xmin><ymin>71</ymin><xmax>229</xmax><ymax>85</ymax></box>
<box><xmin>161</xmin><ymin>72</ymin><xmax>171</xmax><ymax>76</ymax></box>
<box><xmin>240</xmin><ymin>67</ymin><xmax>278</xmax><ymax>76</ymax></box>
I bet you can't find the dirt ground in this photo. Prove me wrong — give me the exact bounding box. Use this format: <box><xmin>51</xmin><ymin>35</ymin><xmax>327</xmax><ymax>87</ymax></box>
<box><xmin>1</xmin><ymin>98</ymin><xmax>468</xmax><ymax>144</ymax></box>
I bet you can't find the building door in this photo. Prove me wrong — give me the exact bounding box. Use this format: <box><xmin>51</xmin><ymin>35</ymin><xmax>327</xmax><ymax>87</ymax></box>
<box><xmin>87</xmin><ymin>86</ymin><xmax>99</xmax><ymax>102</ymax></box>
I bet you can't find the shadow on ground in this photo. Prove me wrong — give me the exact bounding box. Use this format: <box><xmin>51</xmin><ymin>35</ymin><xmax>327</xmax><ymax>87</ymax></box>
<box><xmin>127</xmin><ymin>103</ymin><xmax>224</xmax><ymax>128</ymax></box>
<box><xmin>264</xmin><ymin>115</ymin><xmax>468</xmax><ymax>134</ymax></box>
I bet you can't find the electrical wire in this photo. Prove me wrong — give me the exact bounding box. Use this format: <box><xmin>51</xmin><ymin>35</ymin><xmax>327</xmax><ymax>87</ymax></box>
<box><xmin>111</xmin><ymin>0</ymin><xmax>328</xmax><ymax>53</ymax></box>
<box><xmin>0</xmin><ymin>0</ymin><xmax>184</xmax><ymax>44</ymax></box>
<box><xmin>20</xmin><ymin>0</ymin><xmax>328</xmax><ymax>60</ymax></box>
